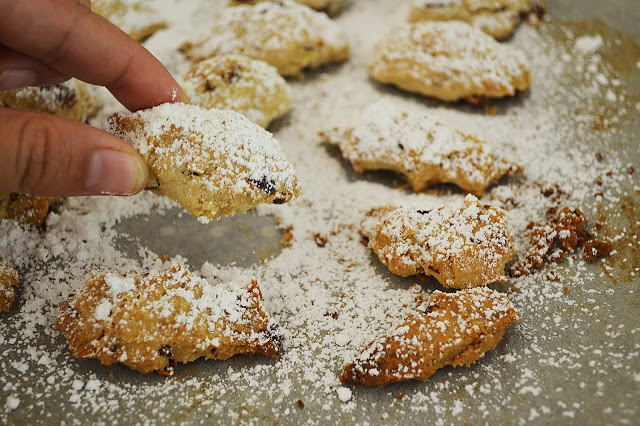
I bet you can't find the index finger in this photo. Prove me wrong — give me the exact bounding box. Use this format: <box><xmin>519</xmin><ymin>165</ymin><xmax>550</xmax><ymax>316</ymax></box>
<box><xmin>0</xmin><ymin>0</ymin><xmax>186</xmax><ymax>111</ymax></box>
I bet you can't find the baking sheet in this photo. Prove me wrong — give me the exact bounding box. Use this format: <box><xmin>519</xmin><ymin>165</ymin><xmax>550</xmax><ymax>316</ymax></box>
<box><xmin>1</xmin><ymin>1</ymin><xmax>639</xmax><ymax>424</ymax></box>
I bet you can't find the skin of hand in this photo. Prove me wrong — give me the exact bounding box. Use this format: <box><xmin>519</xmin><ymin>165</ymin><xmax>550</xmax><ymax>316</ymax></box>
<box><xmin>0</xmin><ymin>0</ymin><xmax>187</xmax><ymax>196</ymax></box>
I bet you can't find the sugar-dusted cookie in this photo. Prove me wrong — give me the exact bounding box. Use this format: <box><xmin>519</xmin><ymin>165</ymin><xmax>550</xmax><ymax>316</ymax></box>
<box><xmin>56</xmin><ymin>264</ymin><xmax>283</xmax><ymax>375</ymax></box>
<box><xmin>92</xmin><ymin>0</ymin><xmax>166</xmax><ymax>41</ymax></box>
<box><xmin>409</xmin><ymin>0</ymin><xmax>547</xmax><ymax>40</ymax></box>
<box><xmin>104</xmin><ymin>103</ymin><xmax>300</xmax><ymax>223</ymax></box>
<box><xmin>321</xmin><ymin>101</ymin><xmax>521</xmax><ymax>196</ymax></box>
<box><xmin>361</xmin><ymin>195</ymin><xmax>515</xmax><ymax>289</ymax></box>
<box><xmin>182</xmin><ymin>0</ymin><xmax>350</xmax><ymax>77</ymax></box>
<box><xmin>0</xmin><ymin>79</ymin><xmax>100</xmax><ymax>122</ymax></box>
<box><xmin>230</xmin><ymin>0</ymin><xmax>347</xmax><ymax>17</ymax></box>
<box><xmin>183</xmin><ymin>55</ymin><xmax>292</xmax><ymax>128</ymax></box>
<box><xmin>0</xmin><ymin>193</ymin><xmax>60</xmax><ymax>228</ymax></box>
<box><xmin>341</xmin><ymin>287</ymin><xmax>518</xmax><ymax>386</ymax></box>
<box><xmin>369</xmin><ymin>21</ymin><xmax>531</xmax><ymax>104</ymax></box>
<box><xmin>0</xmin><ymin>261</ymin><xmax>19</xmax><ymax>312</ymax></box>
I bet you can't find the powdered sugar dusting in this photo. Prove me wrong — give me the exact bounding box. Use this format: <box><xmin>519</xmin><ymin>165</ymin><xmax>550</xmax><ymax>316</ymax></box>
<box><xmin>183</xmin><ymin>0</ymin><xmax>349</xmax><ymax>75</ymax></box>
<box><xmin>369</xmin><ymin>20</ymin><xmax>530</xmax><ymax>101</ymax></box>
<box><xmin>574</xmin><ymin>34</ymin><xmax>604</xmax><ymax>55</ymax></box>
<box><xmin>325</xmin><ymin>100</ymin><xmax>520</xmax><ymax>194</ymax></box>
<box><xmin>104</xmin><ymin>103</ymin><xmax>300</xmax><ymax>222</ymax></box>
<box><xmin>361</xmin><ymin>195</ymin><xmax>514</xmax><ymax>288</ymax></box>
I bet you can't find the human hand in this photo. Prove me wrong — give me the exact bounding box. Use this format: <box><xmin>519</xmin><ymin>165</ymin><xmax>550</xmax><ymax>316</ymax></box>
<box><xmin>0</xmin><ymin>0</ymin><xmax>187</xmax><ymax>196</ymax></box>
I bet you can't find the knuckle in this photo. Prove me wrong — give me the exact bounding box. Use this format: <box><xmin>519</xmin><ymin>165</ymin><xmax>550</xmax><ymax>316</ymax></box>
<box><xmin>14</xmin><ymin>116</ymin><xmax>63</xmax><ymax>193</ymax></box>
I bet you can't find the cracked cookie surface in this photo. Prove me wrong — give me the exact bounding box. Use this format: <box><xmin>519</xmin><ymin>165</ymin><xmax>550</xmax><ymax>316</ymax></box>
<box><xmin>322</xmin><ymin>101</ymin><xmax>522</xmax><ymax>196</ymax></box>
<box><xmin>409</xmin><ymin>0</ymin><xmax>547</xmax><ymax>39</ymax></box>
<box><xmin>341</xmin><ymin>287</ymin><xmax>518</xmax><ymax>386</ymax></box>
<box><xmin>92</xmin><ymin>0</ymin><xmax>166</xmax><ymax>41</ymax></box>
<box><xmin>183</xmin><ymin>54</ymin><xmax>292</xmax><ymax>128</ymax></box>
<box><xmin>230</xmin><ymin>0</ymin><xmax>346</xmax><ymax>17</ymax></box>
<box><xmin>369</xmin><ymin>21</ymin><xmax>531</xmax><ymax>103</ymax></box>
<box><xmin>56</xmin><ymin>264</ymin><xmax>283</xmax><ymax>374</ymax></box>
<box><xmin>361</xmin><ymin>195</ymin><xmax>515</xmax><ymax>289</ymax></box>
<box><xmin>182</xmin><ymin>0</ymin><xmax>349</xmax><ymax>77</ymax></box>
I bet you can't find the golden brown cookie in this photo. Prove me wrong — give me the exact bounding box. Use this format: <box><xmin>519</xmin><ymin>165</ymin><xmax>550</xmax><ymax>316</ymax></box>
<box><xmin>0</xmin><ymin>79</ymin><xmax>100</xmax><ymax>122</ymax></box>
<box><xmin>409</xmin><ymin>0</ymin><xmax>546</xmax><ymax>40</ymax></box>
<box><xmin>104</xmin><ymin>103</ymin><xmax>301</xmax><ymax>223</ymax></box>
<box><xmin>0</xmin><ymin>261</ymin><xmax>19</xmax><ymax>312</ymax></box>
<box><xmin>183</xmin><ymin>55</ymin><xmax>292</xmax><ymax>128</ymax></box>
<box><xmin>55</xmin><ymin>264</ymin><xmax>283</xmax><ymax>375</ymax></box>
<box><xmin>321</xmin><ymin>101</ymin><xmax>521</xmax><ymax>196</ymax></box>
<box><xmin>361</xmin><ymin>195</ymin><xmax>515</xmax><ymax>289</ymax></box>
<box><xmin>182</xmin><ymin>0</ymin><xmax>350</xmax><ymax>77</ymax></box>
<box><xmin>341</xmin><ymin>287</ymin><xmax>518</xmax><ymax>386</ymax></box>
<box><xmin>92</xmin><ymin>0</ymin><xmax>166</xmax><ymax>41</ymax></box>
<box><xmin>369</xmin><ymin>21</ymin><xmax>531</xmax><ymax>104</ymax></box>
<box><xmin>0</xmin><ymin>193</ymin><xmax>60</xmax><ymax>228</ymax></box>
<box><xmin>230</xmin><ymin>0</ymin><xmax>346</xmax><ymax>17</ymax></box>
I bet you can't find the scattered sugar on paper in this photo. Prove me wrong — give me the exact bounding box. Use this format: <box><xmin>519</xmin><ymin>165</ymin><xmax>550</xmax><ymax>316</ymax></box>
<box><xmin>574</xmin><ymin>34</ymin><xmax>604</xmax><ymax>55</ymax></box>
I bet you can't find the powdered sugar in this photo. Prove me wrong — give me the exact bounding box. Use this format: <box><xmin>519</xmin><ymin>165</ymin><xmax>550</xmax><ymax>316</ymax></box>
<box><xmin>182</xmin><ymin>0</ymin><xmax>349</xmax><ymax>76</ymax></box>
<box><xmin>360</xmin><ymin>195</ymin><xmax>514</xmax><ymax>288</ymax></box>
<box><xmin>324</xmin><ymin>100</ymin><xmax>520</xmax><ymax>194</ymax></box>
<box><xmin>103</xmin><ymin>273</ymin><xmax>136</xmax><ymax>297</ymax></box>
<box><xmin>574</xmin><ymin>34</ymin><xmax>604</xmax><ymax>55</ymax></box>
<box><xmin>369</xmin><ymin>20</ymin><xmax>530</xmax><ymax>101</ymax></box>
<box><xmin>104</xmin><ymin>103</ymin><xmax>300</xmax><ymax>222</ymax></box>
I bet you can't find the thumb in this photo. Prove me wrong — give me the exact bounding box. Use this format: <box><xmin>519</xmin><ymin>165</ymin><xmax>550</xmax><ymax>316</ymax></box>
<box><xmin>0</xmin><ymin>108</ymin><xmax>148</xmax><ymax>197</ymax></box>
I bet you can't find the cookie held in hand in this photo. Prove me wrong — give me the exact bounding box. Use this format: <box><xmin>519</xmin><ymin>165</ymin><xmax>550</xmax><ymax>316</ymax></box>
<box><xmin>105</xmin><ymin>103</ymin><xmax>300</xmax><ymax>223</ymax></box>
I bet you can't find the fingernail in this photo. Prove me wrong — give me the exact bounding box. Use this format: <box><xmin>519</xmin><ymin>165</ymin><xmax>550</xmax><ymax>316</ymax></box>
<box><xmin>0</xmin><ymin>69</ymin><xmax>36</xmax><ymax>91</ymax></box>
<box><xmin>86</xmin><ymin>150</ymin><xmax>148</xmax><ymax>195</ymax></box>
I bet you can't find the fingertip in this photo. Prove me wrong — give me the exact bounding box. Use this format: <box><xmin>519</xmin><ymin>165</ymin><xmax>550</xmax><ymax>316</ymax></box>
<box><xmin>85</xmin><ymin>148</ymin><xmax>149</xmax><ymax>195</ymax></box>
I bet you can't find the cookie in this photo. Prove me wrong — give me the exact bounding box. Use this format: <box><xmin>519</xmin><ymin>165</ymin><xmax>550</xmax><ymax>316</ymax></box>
<box><xmin>409</xmin><ymin>0</ymin><xmax>547</xmax><ymax>40</ymax></box>
<box><xmin>0</xmin><ymin>261</ymin><xmax>19</xmax><ymax>312</ymax></box>
<box><xmin>341</xmin><ymin>287</ymin><xmax>518</xmax><ymax>386</ymax></box>
<box><xmin>369</xmin><ymin>21</ymin><xmax>531</xmax><ymax>104</ymax></box>
<box><xmin>55</xmin><ymin>264</ymin><xmax>283</xmax><ymax>375</ymax></box>
<box><xmin>104</xmin><ymin>103</ymin><xmax>301</xmax><ymax>223</ymax></box>
<box><xmin>92</xmin><ymin>0</ymin><xmax>166</xmax><ymax>41</ymax></box>
<box><xmin>0</xmin><ymin>192</ymin><xmax>60</xmax><ymax>228</ymax></box>
<box><xmin>360</xmin><ymin>195</ymin><xmax>515</xmax><ymax>289</ymax></box>
<box><xmin>0</xmin><ymin>79</ymin><xmax>100</xmax><ymax>122</ymax></box>
<box><xmin>321</xmin><ymin>101</ymin><xmax>522</xmax><ymax>196</ymax></box>
<box><xmin>182</xmin><ymin>0</ymin><xmax>350</xmax><ymax>77</ymax></box>
<box><xmin>230</xmin><ymin>0</ymin><xmax>346</xmax><ymax>17</ymax></box>
<box><xmin>183</xmin><ymin>54</ymin><xmax>292</xmax><ymax>128</ymax></box>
